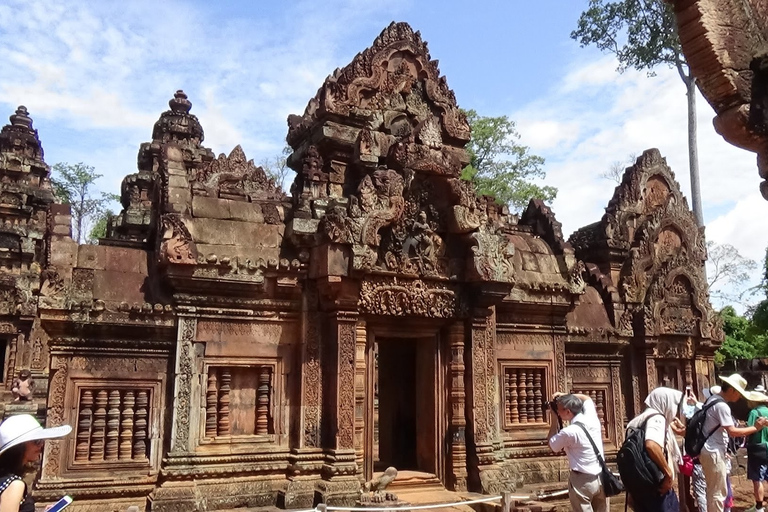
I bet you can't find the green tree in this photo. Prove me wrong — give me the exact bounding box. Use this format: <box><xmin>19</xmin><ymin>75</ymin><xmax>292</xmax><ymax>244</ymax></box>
<box><xmin>87</xmin><ymin>210</ymin><xmax>115</xmax><ymax>244</ymax></box>
<box><xmin>461</xmin><ymin>109</ymin><xmax>557</xmax><ymax>211</ymax></box>
<box><xmin>51</xmin><ymin>163</ymin><xmax>119</xmax><ymax>244</ymax></box>
<box><xmin>715</xmin><ymin>306</ymin><xmax>760</xmax><ymax>366</ymax></box>
<box><xmin>571</xmin><ymin>0</ymin><xmax>703</xmax><ymax>226</ymax></box>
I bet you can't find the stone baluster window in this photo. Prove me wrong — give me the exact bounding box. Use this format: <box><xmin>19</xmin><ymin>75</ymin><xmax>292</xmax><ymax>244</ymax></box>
<box><xmin>74</xmin><ymin>387</ymin><xmax>150</xmax><ymax>463</ymax></box>
<box><xmin>572</xmin><ymin>388</ymin><xmax>608</xmax><ymax>441</ymax></box>
<box><xmin>204</xmin><ymin>364</ymin><xmax>274</xmax><ymax>438</ymax></box>
<box><xmin>502</xmin><ymin>366</ymin><xmax>547</xmax><ymax>428</ymax></box>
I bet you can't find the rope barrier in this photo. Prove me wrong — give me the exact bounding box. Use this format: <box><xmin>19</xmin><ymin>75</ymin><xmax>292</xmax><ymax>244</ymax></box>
<box><xmin>323</xmin><ymin>494</ymin><xmax>511</xmax><ymax>511</ymax></box>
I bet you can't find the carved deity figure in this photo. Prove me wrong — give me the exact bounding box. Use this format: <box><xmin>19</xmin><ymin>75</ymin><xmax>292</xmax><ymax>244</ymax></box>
<box><xmin>402</xmin><ymin>212</ymin><xmax>445</xmax><ymax>269</ymax></box>
<box><xmin>11</xmin><ymin>369</ymin><xmax>34</xmax><ymax>401</ymax></box>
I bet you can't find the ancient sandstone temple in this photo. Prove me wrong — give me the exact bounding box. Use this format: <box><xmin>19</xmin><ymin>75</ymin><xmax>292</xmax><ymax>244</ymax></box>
<box><xmin>0</xmin><ymin>23</ymin><xmax>722</xmax><ymax>511</ymax></box>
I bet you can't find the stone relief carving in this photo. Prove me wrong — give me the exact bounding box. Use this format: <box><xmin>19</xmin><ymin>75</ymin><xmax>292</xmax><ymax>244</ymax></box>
<box><xmin>193</xmin><ymin>145</ymin><xmax>284</xmax><ymax>201</ymax></box>
<box><xmin>358</xmin><ymin>277</ymin><xmax>463</xmax><ymax>318</ymax></box>
<box><xmin>159</xmin><ymin>214</ymin><xmax>197</xmax><ymax>265</ymax></box>
<box><xmin>172</xmin><ymin>318</ymin><xmax>196</xmax><ymax>452</ymax></box>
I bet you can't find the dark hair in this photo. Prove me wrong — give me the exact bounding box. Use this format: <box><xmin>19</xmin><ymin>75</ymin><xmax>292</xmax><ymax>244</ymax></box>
<box><xmin>721</xmin><ymin>382</ymin><xmax>733</xmax><ymax>393</ymax></box>
<box><xmin>0</xmin><ymin>443</ymin><xmax>27</xmax><ymax>478</ymax></box>
<box><xmin>556</xmin><ymin>394</ymin><xmax>584</xmax><ymax>415</ymax></box>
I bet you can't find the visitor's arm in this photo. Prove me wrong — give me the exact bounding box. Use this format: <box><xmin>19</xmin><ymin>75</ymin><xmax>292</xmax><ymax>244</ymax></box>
<box><xmin>726</xmin><ymin>417</ymin><xmax>768</xmax><ymax>437</ymax></box>
<box><xmin>644</xmin><ymin>439</ymin><xmax>673</xmax><ymax>494</ymax></box>
<box><xmin>0</xmin><ymin>479</ymin><xmax>25</xmax><ymax>512</ymax></box>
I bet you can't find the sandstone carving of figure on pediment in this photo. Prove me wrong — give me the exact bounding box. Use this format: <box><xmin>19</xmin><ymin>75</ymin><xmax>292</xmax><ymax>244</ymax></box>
<box><xmin>195</xmin><ymin>145</ymin><xmax>282</xmax><ymax>201</ymax></box>
<box><xmin>394</xmin><ymin>211</ymin><xmax>447</xmax><ymax>275</ymax></box>
<box><xmin>39</xmin><ymin>267</ymin><xmax>64</xmax><ymax>297</ymax></box>
<box><xmin>159</xmin><ymin>214</ymin><xmax>197</xmax><ymax>265</ymax></box>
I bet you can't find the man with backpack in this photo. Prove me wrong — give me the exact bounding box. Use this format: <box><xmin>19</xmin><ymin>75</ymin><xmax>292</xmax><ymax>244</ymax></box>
<box><xmin>691</xmin><ymin>374</ymin><xmax>768</xmax><ymax>512</ymax></box>
<box><xmin>745</xmin><ymin>390</ymin><xmax>768</xmax><ymax>512</ymax></box>
<box><xmin>547</xmin><ymin>392</ymin><xmax>606</xmax><ymax>512</ymax></box>
<box><xmin>619</xmin><ymin>387</ymin><xmax>686</xmax><ymax>512</ymax></box>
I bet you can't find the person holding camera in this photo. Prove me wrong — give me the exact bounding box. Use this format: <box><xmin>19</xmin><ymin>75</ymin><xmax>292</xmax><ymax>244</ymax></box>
<box><xmin>548</xmin><ymin>392</ymin><xmax>607</xmax><ymax>512</ymax></box>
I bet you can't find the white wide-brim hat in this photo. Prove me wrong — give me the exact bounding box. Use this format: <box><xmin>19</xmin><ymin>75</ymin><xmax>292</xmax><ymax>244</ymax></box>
<box><xmin>719</xmin><ymin>373</ymin><xmax>750</xmax><ymax>398</ymax></box>
<box><xmin>0</xmin><ymin>414</ymin><xmax>71</xmax><ymax>456</ymax></box>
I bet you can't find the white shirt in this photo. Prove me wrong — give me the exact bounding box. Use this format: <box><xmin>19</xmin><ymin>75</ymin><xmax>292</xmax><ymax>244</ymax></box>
<box><xmin>549</xmin><ymin>398</ymin><xmax>604</xmax><ymax>475</ymax></box>
<box><xmin>701</xmin><ymin>395</ymin><xmax>734</xmax><ymax>455</ymax></box>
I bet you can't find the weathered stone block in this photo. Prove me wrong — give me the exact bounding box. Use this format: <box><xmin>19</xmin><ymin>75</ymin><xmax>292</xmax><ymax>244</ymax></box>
<box><xmin>49</xmin><ymin>240</ymin><xmax>78</xmax><ymax>269</ymax></box>
<box><xmin>190</xmin><ymin>218</ymin><xmax>238</xmax><ymax>245</ymax></box>
<box><xmin>192</xmin><ymin>195</ymin><xmax>231</xmax><ymax>220</ymax></box>
<box><xmin>167</xmin><ymin>174</ymin><xmax>188</xmax><ymax>189</ymax></box>
<box><xmin>77</xmin><ymin>244</ymin><xmax>106</xmax><ymax>270</ymax></box>
<box><xmin>92</xmin><ymin>270</ymin><xmax>148</xmax><ymax>303</ymax></box>
<box><xmin>104</xmin><ymin>247</ymin><xmax>148</xmax><ymax>274</ymax></box>
<box><xmin>229</xmin><ymin>200</ymin><xmax>263</xmax><ymax>223</ymax></box>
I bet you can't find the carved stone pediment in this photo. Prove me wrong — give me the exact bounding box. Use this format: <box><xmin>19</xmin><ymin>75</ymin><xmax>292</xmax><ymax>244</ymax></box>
<box><xmin>193</xmin><ymin>145</ymin><xmax>284</xmax><ymax>201</ymax></box>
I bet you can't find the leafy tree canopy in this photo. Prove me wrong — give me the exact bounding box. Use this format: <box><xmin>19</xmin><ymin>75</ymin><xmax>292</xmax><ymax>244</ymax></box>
<box><xmin>571</xmin><ymin>0</ymin><xmax>684</xmax><ymax>76</ymax></box>
<box><xmin>461</xmin><ymin>109</ymin><xmax>557</xmax><ymax>211</ymax></box>
<box><xmin>50</xmin><ymin>162</ymin><xmax>119</xmax><ymax>244</ymax></box>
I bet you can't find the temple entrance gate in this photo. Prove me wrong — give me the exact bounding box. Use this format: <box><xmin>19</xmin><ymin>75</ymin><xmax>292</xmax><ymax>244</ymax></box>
<box><xmin>364</xmin><ymin>323</ymin><xmax>447</xmax><ymax>487</ymax></box>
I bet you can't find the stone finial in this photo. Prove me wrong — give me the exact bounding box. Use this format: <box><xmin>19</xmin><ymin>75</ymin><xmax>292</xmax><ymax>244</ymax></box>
<box><xmin>169</xmin><ymin>90</ymin><xmax>192</xmax><ymax>113</ymax></box>
<box><xmin>10</xmin><ymin>106</ymin><xmax>32</xmax><ymax>129</ymax></box>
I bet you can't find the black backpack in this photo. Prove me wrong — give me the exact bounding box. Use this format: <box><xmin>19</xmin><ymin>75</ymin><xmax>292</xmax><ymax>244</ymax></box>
<box><xmin>684</xmin><ymin>396</ymin><xmax>724</xmax><ymax>457</ymax></box>
<box><xmin>617</xmin><ymin>413</ymin><xmax>667</xmax><ymax>493</ymax></box>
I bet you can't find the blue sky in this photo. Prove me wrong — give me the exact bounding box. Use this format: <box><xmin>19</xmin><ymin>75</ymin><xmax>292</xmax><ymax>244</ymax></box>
<box><xmin>1</xmin><ymin>0</ymin><xmax>765</xmax><ymax>309</ymax></box>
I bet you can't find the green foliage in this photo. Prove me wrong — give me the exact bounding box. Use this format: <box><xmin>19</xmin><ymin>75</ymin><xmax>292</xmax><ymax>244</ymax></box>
<box><xmin>715</xmin><ymin>246</ymin><xmax>768</xmax><ymax>364</ymax></box>
<box><xmin>571</xmin><ymin>0</ymin><xmax>684</xmax><ymax>75</ymax></box>
<box><xmin>461</xmin><ymin>109</ymin><xmax>557</xmax><ymax>211</ymax></box>
<box><xmin>50</xmin><ymin>162</ymin><xmax>119</xmax><ymax>244</ymax></box>
<box><xmin>87</xmin><ymin>210</ymin><xmax>114</xmax><ymax>244</ymax></box>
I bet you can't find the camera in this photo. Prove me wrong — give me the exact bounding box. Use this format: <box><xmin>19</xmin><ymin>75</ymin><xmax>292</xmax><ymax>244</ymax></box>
<box><xmin>548</xmin><ymin>399</ymin><xmax>558</xmax><ymax>413</ymax></box>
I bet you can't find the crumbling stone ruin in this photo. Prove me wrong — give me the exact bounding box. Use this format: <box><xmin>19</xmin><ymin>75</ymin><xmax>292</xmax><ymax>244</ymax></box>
<box><xmin>0</xmin><ymin>22</ymin><xmax>722</xmax><ymax>511</ymax></box>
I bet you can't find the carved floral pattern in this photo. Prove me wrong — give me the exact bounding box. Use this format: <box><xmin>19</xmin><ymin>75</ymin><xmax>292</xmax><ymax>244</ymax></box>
<box><xmin>358</xmin><ymin>277</ymin><xmax>462</xmax><ymax>318</ymax></box>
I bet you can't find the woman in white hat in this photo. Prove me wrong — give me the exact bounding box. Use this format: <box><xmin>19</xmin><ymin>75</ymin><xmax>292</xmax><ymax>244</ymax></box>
<box><xmin>0</xmin><ymin>414</ymin><xmax>71</xmax><ymax>512</ymax></box>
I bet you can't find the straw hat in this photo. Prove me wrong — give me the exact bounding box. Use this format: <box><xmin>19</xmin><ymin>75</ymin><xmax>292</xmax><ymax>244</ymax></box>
<box><xmin>703</xmin><ymin>385</ymin><xmax>721</xmax><ymax>399</ymax></box>
<box><xmin>0</xmin><ymin>414</ymin><xmax>71</xmax><ymax>456</ymax></box>
<box><xmin>756</xmin><ymin>384</ymin><xmax>767</xmax><ymax>393</ymax></box>
<box><xmin>747</xmin><ymin>390</ymin><xmax>768</xmax><ymax>403</ymax></box>
<box><xmin>719</xmin><ymin>373</ymin><xmax>750</xmax><ymax>398</ymax></box>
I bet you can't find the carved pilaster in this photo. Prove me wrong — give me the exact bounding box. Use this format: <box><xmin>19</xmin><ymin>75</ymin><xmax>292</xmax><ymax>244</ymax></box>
<box><xmin>447</xmin><ymin>322</ymin><xmax>467</xmax><ymax>491</ymax></box>
<box><xmin>354</xmin><ymin>320</ymin><xmax>366</xmax><ymax>480</ymax></box>
<box><xmin>40</xmin><ymin>360</ymin><xmax>67</xmax><ymax>481</ymax></box>
<box><xmin>170</xmin><ymin>317</ymin><xmax>197</xmax><ymax>453</ymax></box>
<box><xmin>466</xmin><ymin>307</ymin><xmax>506</xmax><ymax>494</ymax></box>
<box><xmin>318</xmin><ymin>310</ymin><xmax>359</xmax><ymax>506</ymax></box>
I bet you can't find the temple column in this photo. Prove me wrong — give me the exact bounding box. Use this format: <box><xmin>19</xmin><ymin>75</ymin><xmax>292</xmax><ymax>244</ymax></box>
<box><xmin>447</xmin><ymin>322</ymin><xmax>468</xmax><ymax>491</ymax></box>
<box><xmin>150</xmin><ymin>316</ymin><xmax>202</xmax><ymax>512</ymax></box>
<box><xmin>465</xmin><ymin>306</ymin><xmax>506</xmax><ymax>494</ymax></box>
<box><xmin>354</xmin><ymin>320</ymin><xmax>367</xmax><ymax>482</ymax></box>
<box><xmin>281</xmin><ymin>285</ymin><xmax>324</xmax><ymax>509</ymax></box>
<box><xmin>317</xmin><ymin>310</ymin><xmax>360</xmax><ymax>505</ymax></box>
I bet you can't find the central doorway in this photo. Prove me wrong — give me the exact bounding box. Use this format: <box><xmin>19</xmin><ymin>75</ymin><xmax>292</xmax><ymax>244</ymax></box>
<box><xmin>370</xmin><ymin>336</ymin><xmax>439</xmax><ymax>478</ymax></box>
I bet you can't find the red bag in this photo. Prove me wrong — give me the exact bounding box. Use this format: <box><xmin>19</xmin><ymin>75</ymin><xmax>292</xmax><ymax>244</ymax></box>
<box><xmin>679</xmin><ymin>454</ymin><xmax>694</xmax><ymax>477</ymax></box>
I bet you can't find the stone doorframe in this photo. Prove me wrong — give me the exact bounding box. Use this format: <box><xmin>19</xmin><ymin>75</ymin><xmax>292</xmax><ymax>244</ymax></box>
<box><xmin>362</xmin><ymin>318</ymin><xmax>450</xmax><ymax>485</ymax></box>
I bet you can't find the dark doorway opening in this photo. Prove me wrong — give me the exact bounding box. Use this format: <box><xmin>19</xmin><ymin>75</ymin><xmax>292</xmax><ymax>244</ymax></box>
<box><xmin>375</xmin><ymin>337</ymin><xmax>436</xmax><ymax>474</ymax></box>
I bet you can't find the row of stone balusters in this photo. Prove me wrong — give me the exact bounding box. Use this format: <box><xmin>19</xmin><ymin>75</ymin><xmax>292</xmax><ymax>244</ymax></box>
<box><xmin>205</xmin><ymin>365</ymin><xmax>273</xmax><ymax>437</ymax></box>
<box><xmin>504</xmin><ymin>367</ymin><xmax>546</xmax><ymax>424</ymax></box>
<box><xmin>75</xmin><ymin>389</ymin><xmax>150</xmax><ymax>462</ymax></box>
<box><xmin>573</xmin><ymin>388</ymin><xmax>608</xmax><ymax>439</ymax></box>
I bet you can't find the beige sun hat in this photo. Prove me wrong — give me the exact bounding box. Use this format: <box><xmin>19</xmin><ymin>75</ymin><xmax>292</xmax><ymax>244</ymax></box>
<box><xmin>719</xmin><ymin>373</ymin><xmax>750</xmax><ymax>398</ymax></box>
<box><xmin>747</xmin><ymin>390</ymin><xmax>768</xmax><ymax>403</ymax></box>
<box><xmin>0</xmin><ymin>414</ymin><xmax>71</xmax><ymax>456</ymax></box>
